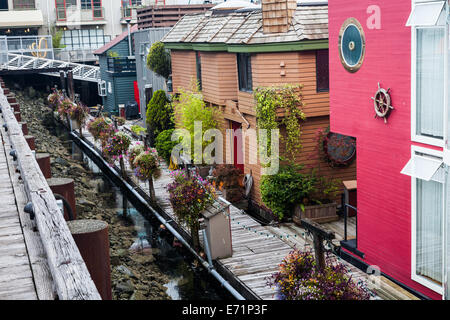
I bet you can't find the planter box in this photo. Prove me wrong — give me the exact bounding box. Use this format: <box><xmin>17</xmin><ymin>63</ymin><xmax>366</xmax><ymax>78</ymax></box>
<box><xmin>293</xmin><ymin>202</ymin><xmax>339</xmax><ymax>225</ymax></box>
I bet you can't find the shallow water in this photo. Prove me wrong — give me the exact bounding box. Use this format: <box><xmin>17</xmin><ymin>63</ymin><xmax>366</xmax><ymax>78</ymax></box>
<box><xmin>51</xmin><ymin>125</ymin><xmax>233</xmax><ymax>300</ymax></box>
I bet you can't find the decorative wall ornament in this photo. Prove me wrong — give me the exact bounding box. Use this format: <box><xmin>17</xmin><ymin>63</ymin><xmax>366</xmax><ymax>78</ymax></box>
<box><xmin>338</xmin><ymin>17</ymin><xmax>366</xmax><ymax>72</ymax></box>
<box><xmin>371</xmin><ymin>82</ymin><xmax>394</xmax><ymax>123</ymax></box>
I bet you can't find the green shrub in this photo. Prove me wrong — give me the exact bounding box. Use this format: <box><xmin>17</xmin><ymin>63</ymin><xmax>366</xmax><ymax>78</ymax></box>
<box><xmin>260</xmin><ymin>164</ymin><xmax>316</xmax><ymax>221</ymax></box>
<box><xmin>155</xmin><ymin>129</ymin><xmax>180</xmax><ymax>164</ymax></box>
<box><xmin>146</xmin><ymin>41</ymin><xmax>171</xmax><ymax>79</ymax></box>
<box><xmin>131</xmin><ymin>125</ymin><xmax>146</xmax><ymax>136</ymax></box>
<box><xmin>146</xmin><ymin>90</ymin><xmax>174</xmax><ymax>140</ymax></box>
<box><xmin>174</xmin><ymin>86</ymin><xmax>220</xmax><ymax>164</ymax></box>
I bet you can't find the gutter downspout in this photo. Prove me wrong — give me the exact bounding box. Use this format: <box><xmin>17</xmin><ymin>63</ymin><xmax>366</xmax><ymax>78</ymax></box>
<box><xmin>72</xmin><ymin>132</ymin><xmax>246</xmax><ymax>301</ymax></box>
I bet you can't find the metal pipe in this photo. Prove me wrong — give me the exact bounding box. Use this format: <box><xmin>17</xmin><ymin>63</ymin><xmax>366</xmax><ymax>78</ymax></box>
<box><xmin>202</xmin><ymin>229</ymin><xmax>214</xmax><ymax>268</ymax></box>
<box><xmin>73</xmin><ymin>132</ymin><xmax>245</xmax><ymax>300</ymax></box>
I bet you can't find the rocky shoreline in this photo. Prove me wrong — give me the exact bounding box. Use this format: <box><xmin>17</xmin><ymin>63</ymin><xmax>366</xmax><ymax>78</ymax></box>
<box><xmin>15</xmin><ymin>88</ymin><xmax>171</xmax><ymax>300</ymax></box>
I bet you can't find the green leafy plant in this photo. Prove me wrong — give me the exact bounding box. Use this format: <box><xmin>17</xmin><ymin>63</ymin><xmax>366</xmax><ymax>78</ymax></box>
<box><xmin>268</xmin><ymin>249</ymin><xmax>372</xmax><ymax>300</ymax></box>
<box><xmin>307</xmin><ymin>171</ymin><xmax>341</xmax><ymax>206</ymax></box>
<box><xmin>174</xmin><ymin>84</ymin><xmax>220</xmax><ymax>164</ymax></box>
<box><xmin>146</xmin><ymin>41</ymin><xmax>171</xmax><ymax>79</ymax></box>
<box><xmin>155</xmin><ymin>129</ymin><xmax>180</xmax><ymax>164</ymax></box>
<box><xmin>254</xmin><ymin>84</ymin><xmax>306</xmax><ymax>163</ymax></box>
<box><xmin>260</xmin><ymin>164</ymin><xmax>316</xmax><ymax>221</ymax></box>
<box><xmin>51</xmin><ymin>26</ymin><xmax>66</xmax><ymax>49</ymax></box>
<box><xmin>107</xmin><ymin>50</ymin><xmax>119</xmax><ymax>58</ymax></box>
<box><xmin>127</xmin><ymin>141</ymin><xmax>146</xmax><ymax>170</ymax></box>
<box><xmin>146</xmin><ymin>90</ymin><xmax>173</xmax><ymax>140</ymax></box>
<box><xmin>131</xmin><ymin>125</ymin><xmax>146</xmax><ymax>136</ymax></box>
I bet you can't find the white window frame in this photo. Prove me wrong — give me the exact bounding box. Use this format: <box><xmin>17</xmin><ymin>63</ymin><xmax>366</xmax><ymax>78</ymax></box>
<box><xmin>410</xmin><ymin>144</ymin><xmax>445</xmax><ymax>295</ymax></box>
<box><xmin>410</xmin><ymin>0</ymin><xmax>448</xmax><ymax>147</ymax></box>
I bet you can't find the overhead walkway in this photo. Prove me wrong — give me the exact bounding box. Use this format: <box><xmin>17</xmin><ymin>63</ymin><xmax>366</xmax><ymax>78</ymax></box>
<box><xmin>0</xmin><ymin>35</ymin><xmax>100</xmax><ymax>83</ymax></box>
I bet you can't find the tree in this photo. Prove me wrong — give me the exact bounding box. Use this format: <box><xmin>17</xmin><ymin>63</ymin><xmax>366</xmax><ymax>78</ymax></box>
<box><xmin>146</xmin><ymin>90</ymin><xmax>174</xmax><ymax>142</ymax></box>
<box><xmin>146</xmin><ymin>41</ymin><xmax>171</xmax><ymax>79</ymax></box>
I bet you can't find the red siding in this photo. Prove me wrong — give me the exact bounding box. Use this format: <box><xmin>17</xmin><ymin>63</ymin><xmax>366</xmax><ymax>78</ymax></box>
<box><xmin>329</xmin><ymin>0</ymin><xmax>440</xmax><ymax>299</ymax></box>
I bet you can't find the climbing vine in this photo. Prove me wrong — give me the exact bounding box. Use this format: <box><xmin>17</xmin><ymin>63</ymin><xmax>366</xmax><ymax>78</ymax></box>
<box><xmin>254</xmin><ymin>84</ymin><xmax>306</xmax><ymax>163</ymax></box>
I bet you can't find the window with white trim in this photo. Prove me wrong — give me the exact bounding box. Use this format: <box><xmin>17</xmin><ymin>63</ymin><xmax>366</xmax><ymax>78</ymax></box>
<box><xmin>407</xmin><ymin>0</ymin><xmax>448</xmax><ymax>146</ymax></box>
<box><xmin>402</xmin><ymin>147</ymin><xmax>446</xmax><ymax>294</ymax></box>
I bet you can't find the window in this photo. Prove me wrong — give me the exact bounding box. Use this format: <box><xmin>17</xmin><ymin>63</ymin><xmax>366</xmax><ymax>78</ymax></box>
<box><xmin>316</xmin><ymin>49</ymin><xmax>329</xmax><ymax>92</ymax></box>
<box><xmin>61</xmin><ymin>28</ymin><xmax>110</xmax><ymax>50</ymax></box>
<box><xmin>13</xmin><ymin>0</ymin><xmax>35</xmax><ymax>9</ymax></box>
<box><xmin>237</xmin><ymin>53</ymin><xmax>252</xmax><ymax>92</ymax></box>
<box><xmin>402</xmin><ymin>146</ymin><xmax>446</xmax><ymax>294</ymax></box>
<box><xmin>408</xmin><ymin>0</ymin><xmax>448</xmax><ymax>146</ymax></box>
<box><xmin>196</xmin><ymin>51</ymin><xmax>202</xmax><ymax>91</ymax></box>
<box><xmin>0</xmin><ymin>0</ymin><xmax>8</xmax><ymax>10</ymax></box>
<box><xmin>81</xmin><ymin>0</ymin><xmax>91</xmax><ymax>9</ymax></box>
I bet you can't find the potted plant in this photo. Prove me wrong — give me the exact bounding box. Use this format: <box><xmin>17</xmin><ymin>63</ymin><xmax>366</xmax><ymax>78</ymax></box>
<box><xmin>87</xmin><ymin>117</ymin><xmax>115</xmax><ymax>147</ymax></box>
<box><xmin>293</xmin><ymin>172</ymin><xmax>341</xmax><ymax>224</ymax></box>
<box><xmin>130</xmin><ymin>145</ymin><xmax>160</xmax><ymax>203</ymax></box>
<box><xmin>68</xmin><ymin>101</ymin><xmax>89</xmax><ymax>136</ymax></box>
<box><xmin>261</xmin><ymin>164</ymin><xmax>316</xmax><ymax>222</ymax></box>
<box><xmin>167</xmin><ymin>170</ymin><xmax>216</xmax><ymax>251</ymax></box>
<box><xmin>267</xmin><ymin>248</ymin><xmax>372</xmax><ymax>300</ymax></box>
<box><xmin>47</xmin><ymin>88</ymin><xmax>63</xmax><ymax>110</ymax></box>
<box><xmin>103</xmin><ymin>131</ymin><xmax>132</xmax><ymax>178</ymax></box>
<box><xmin>210</xmin><ymin>164</ymin><xmax>243</xmax><ymax>203</ymax></box>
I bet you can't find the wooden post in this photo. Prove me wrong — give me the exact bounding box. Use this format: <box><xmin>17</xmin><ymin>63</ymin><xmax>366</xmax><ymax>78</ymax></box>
<box><xmin>300</xmin><ymin>218</ymin><xmax>335</xmax><ymax>270</ymax></box>
<box><xmin>36</xmin><ymin>153</ymin><xmax>51</xmax><ymax>179</ymax></box>
<box><xmin>67</xmin><ymin>70</ymin><xmax>74</xmax><ymax>101</ymax></box>
<box><xmin>14</xmin><ymin>111</ymin><xmax>21</xmax><ymax>122</ymax></box>
<box><xmin>19</xmin><ymin>122</ymin><xmax>28</xmax><ymax>135</ymax></box>
<box><xmin>59</xmin><ymin>70</ymin><xmax>66</xmax><ymax>92</ymax></box>
<box><xmin>24</xmin><ymin>135</ymin><xmax>35</xmax><ymax>150</ymax></box>
<box><xmin>47</xmin><ymin>177</ymin><xmax>77</xmax><ymax>220</ymax></box>
<box><xmin>67</xmin><ymin>220</ymin><xmax>112</xmax><ymax>300</ymax></box>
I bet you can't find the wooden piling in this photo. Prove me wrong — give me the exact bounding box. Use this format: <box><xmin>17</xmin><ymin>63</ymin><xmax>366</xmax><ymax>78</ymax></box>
<box><xmin>67</xmin><ymin>220</ymin><xmax>112</xmax><ymax>300</ymax></box>
<box><xmin>19</xmin><ymin>122</ymin><xmax>28</xmax><ymax>135</ymax></box>
<box><xmin>10</xmin><ymin>102</ymin><xmax>20</xmax><ymax>113</ymax></box>
<box><xmin>46</xmin><ymin>177</ymin><xmax>77</xmax><ymax>220</ymax></box>
<box><xmin>7</xmin><ymin>94</ymin><xmax>16</xmax><ymax>104</ymax></box>
<box><xmin>36</xmin><ymin>153</ymin><xmax>51</xmax><ymax>178</ymax></box>
<box><xmin>14</xmin><ymin>111</ymin><xmax>21</xmax><ymax>122</ymax></box>
<box><xmin>24</xmin><ymin>135</ymin><xmax>35</xmax><ymax>150</ymax></box>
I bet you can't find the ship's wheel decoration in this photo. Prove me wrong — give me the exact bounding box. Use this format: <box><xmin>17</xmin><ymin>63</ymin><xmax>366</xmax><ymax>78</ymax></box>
<box><xmin>371</xmin><ymin>82</ymin><xmax>394</xmax><ymax>124</ymax></box>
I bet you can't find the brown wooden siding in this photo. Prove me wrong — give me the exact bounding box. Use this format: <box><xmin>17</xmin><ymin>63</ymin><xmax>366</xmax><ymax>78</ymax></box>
<box><xmin>217</xmin><ymin>114</ymin><xmax>357</xmax><ymax>208</ymax></box>
<box><xmin>201</xmin><ymin>52</ymin><xmax>238</xmax><ymax>106</ymax></box>
<box><xmin>239</xmin><ymin>51</ymin><xmax>329</xmax><ymax>118</ymax></box>
<box><xmin>171</xmin><ymin>50</ymin><xmax>197</xmax><ymax>93</ymax></box>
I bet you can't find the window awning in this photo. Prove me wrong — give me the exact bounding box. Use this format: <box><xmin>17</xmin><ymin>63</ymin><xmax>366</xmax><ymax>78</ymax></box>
<box><xmin>406</xmin><ymin>1</ymin><xmax>446</xmax><ymax>27</ymax></box>
<box><xmin>401</xmin><ymin>154</ymin><xmax>444</xmax><ymax>182</ymax></box>
<box><xmin>0</xmin><ymin>10</ymin><xmax>44</xmax><ymax>28</ymax></box>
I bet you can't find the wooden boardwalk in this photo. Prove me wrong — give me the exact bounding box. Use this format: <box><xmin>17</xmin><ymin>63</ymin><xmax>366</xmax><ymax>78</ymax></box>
<box><xmin>0</xmin><ymin>82</ymin><xmax>100</xmax><ymax>300</ymax></box>
<box><xmin>0</xmin><ymin>127</ymin><xmax>37</xmax><ymax>300</ymax></box>
<box><xmin>79</xmin><ymin>121</ymin><xmax>419</xmax><ymax>300</ymax></box>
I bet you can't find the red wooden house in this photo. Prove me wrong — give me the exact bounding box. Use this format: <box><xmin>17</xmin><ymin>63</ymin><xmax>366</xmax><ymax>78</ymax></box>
<box><xmin>329</xmin><ymin>0</ymin><xmax>449</xmax><ymax>299</ymax></box>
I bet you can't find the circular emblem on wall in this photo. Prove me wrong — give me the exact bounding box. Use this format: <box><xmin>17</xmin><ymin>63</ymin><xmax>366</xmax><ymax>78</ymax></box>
<box><xmin>338</xmin><ymin>18</ymin><xmax>366</xmax><ymax>73</ymax></box>
<box><xmin>371</xmin><ymin>82</ymin><xmax>394</xmax><ymax>124</ymax></box>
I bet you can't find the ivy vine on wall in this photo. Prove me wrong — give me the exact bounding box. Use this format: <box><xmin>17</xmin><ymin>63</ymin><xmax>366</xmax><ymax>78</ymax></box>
<box><xmin>254</xmin><ymin>84</ymin><xmax>306</xmax><ymax>163</ymax></box>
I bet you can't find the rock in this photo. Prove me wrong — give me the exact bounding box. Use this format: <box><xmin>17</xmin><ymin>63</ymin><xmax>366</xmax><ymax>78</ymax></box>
<box><xmin>115</xmin><ymin>280</ymin><xmax>134</xmax><ymax>294</ymax></box>
<box><xmin>78</xmin><ymin>199</ymin><xmax>96</xmax><ymax>208</ymax></box>
<box><xmin>53</xmin><ymin>157</ymin><xmax>69</xmax><ymax>166</ymax></box>
<box><xmin>129</xmin><ymin>291</ymin><xmax>146</xmax><ymax>300</ymax></box>
<box><xmin>116</xmin><ymin>265</ymin><xmax>136</xmax><ymax>278</ymax></box>
<box><xmin>130</xmin><ymin>253</ymin><xmax>155</xmax><ymax>265</ymax></box>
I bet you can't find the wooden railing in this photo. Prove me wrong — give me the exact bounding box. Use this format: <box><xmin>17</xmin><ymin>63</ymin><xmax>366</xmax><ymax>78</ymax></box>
<box><xmin>0</xmin><ymin>86</ymin><xmax>101</xmax><ymax>300</ymax></box>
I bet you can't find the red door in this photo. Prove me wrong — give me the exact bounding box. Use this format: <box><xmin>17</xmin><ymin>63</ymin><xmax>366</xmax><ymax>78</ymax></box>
<box><xmin>231</xmin><ymin>121</ymin><xmax>244</xmax><ymax>173</ymax></box>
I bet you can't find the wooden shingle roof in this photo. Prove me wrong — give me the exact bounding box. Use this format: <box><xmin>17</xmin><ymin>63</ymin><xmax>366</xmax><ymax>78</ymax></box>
<box><xmin>161</xmin><ymin>4</ymin><xmax>328</xmax><ymax>45</ymax></box>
